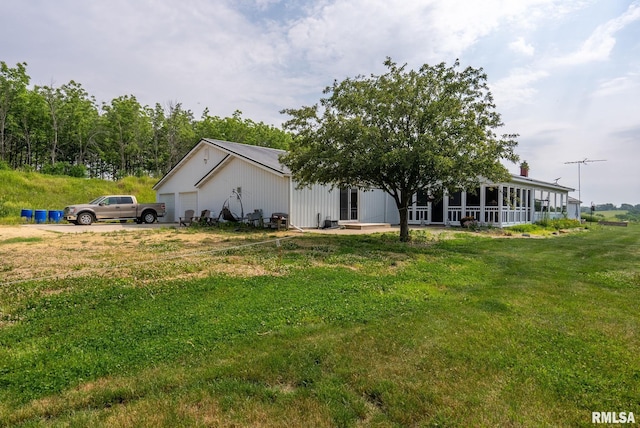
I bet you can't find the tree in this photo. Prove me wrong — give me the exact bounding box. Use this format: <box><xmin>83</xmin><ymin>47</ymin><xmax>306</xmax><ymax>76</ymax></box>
<box><xmin>13</xmin><ymin>87</ymin><xmax>48</xmax><ymax>167</ymax></box>
<box><xmin>57</xmin><ymin>81</ymin><xmax>100</xmax><ymax>167</ymax></box>
<box><xmin>163</xmin><ymin>101</ymin><xmax>195</xmax><ymax>172</ymax></box>
<box><xmin>280</xmin><ymin>58</ymin><xmax>519</xmax><ymax>241</ymax></box>
<box><xmin>0</xmin><ymin>61</ymin><xmax>30</xmax><ymax>162</ymax></box>
<box><xmin>100</xmin><ymin>95</ymin><xmax>151</xmax><ymax>178</ymax></box>
<box><xmin>195</xmin><ymin>109</ymin><xmax>291</xmax><ymax>150</ymax></box>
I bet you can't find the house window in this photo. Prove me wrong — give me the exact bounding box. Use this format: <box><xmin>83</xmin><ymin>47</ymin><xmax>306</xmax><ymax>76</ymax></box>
<box><xmin>467</xmin><ymin>188</ymin><xmax>481</xmax><ymax>206</ymax></box>
<box><xmin>340</xmin><ymin>188</ymin><xmax>358</xmax><ymax>220</ymax></box>
<box><xmin>485</xmin><ymin>187</ymin><xmax>499</xmax><ymax>206</ymax></box>
<box><xmin>449</xmin><ymin>191</ymin><xmax>462</xmax><ymax>207</ymax></box>
<box><xmin>416</xmin><ymin>190</ymin><xmax>429</xmax><ymax>206</ymax></box>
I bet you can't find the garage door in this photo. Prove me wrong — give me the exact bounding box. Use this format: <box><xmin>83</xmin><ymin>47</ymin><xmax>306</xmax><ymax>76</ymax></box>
<box><xmin>158</xmin><ymin>193</ymin><xmax>175</xmax><ymax>223</ymax></box>
<box><xmin>179</xmin><ymin>192</ymin><xmax>198</xmax><ymax>219</ymax></box>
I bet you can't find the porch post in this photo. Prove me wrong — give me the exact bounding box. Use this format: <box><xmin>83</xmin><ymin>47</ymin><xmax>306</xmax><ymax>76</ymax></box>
<box><xmin>498</xmin><ymin>185</ymin><xmax>503</xmax><ymax>227</ymax></box>
<box><xmin>480</xmin><ymin>185</ymin><xmax>486</xmax><ymax>225</ymax></box>
<box><xmin>529</xmin><ymin>189</ymin><xmax>535</xmax><ymax>223</ymax></box>
<box><xmin>461</xmin><ymin>190</ymin><xmax>467</xmax><ymax>220</ymax></box>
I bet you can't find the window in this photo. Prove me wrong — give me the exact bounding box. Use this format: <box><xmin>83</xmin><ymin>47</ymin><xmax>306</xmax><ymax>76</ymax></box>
<box><xmin>416</xmin><ymin>190</ymin><xmax>429</xmax><ymax>206</ymax></box>
<box><xmin>485</xmin><ymin>187</ymin><xmax>499</xmax><ymax>206</ymax></box>
<box><xmin>449</xmin><ymin>191</ymin><xmax>462</xmax><ymax>207</ymax></box>
<box><xmin>467</xmin><ymin>188</ymin><xmax>481</xmax><ymax>206</ymax></box>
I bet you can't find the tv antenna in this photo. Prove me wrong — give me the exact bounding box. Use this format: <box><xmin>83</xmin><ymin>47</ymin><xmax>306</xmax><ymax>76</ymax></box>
<box><xmin>563</xmin><ymin>158</ymin><xmax>607</xmax><ymax>217</ymax></box>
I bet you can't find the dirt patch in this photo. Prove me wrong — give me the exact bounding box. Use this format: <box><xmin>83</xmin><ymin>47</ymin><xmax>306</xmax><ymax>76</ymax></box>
<box><xmin>0</xmin><ymin>225</ymin><xmax>292</xmax><ymax>284</ymax></box>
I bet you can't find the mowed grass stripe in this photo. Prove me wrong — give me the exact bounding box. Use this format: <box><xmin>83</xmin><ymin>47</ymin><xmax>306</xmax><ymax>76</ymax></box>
<box><xmin>1</xmin><ymin>225</ymin><xmax>638</xmax><ymax>426</ymax></box>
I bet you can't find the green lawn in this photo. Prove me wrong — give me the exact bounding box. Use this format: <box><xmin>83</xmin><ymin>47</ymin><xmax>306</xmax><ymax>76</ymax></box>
<box><xmin>1</xmin><ymin>225</ymin><xmax>639</xmax><ymax>426</ymax></box>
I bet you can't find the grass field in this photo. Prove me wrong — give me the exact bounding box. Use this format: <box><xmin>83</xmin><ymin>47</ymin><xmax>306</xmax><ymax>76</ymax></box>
<box><xmin>0</xmin><ymin>224</ymin><xmax>638</xmax><ymax>426</ymax></box>
<box><xmin>0</xmin><ymin>170</ymin><xmax>157</xmax><ymax>223</ymax></box>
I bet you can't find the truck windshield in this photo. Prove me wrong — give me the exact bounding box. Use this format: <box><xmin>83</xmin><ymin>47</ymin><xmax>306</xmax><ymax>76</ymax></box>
<box><xmin>88</xmin><ymin>197</ymin><xmax>104</xmax><ymax>205</ymax></box>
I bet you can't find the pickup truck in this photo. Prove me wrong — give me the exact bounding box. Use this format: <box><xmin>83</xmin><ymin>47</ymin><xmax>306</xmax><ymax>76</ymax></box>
<box><xmin>63</xmin><ymin>195</ymin><xmax>166</xmax><ymax>225</ymax></box>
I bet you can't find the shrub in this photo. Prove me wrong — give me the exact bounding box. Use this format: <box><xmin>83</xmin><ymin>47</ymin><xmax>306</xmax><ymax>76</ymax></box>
<box><xmin>506</xmin><ymin>224</ymin><xmax>541</xmax><ymax>233</ymax></box>
<box><xmin>581</xmin><ymin>214</ymin><xmax>601</xmax><ymax>223</ymax></box>
<box><xmin>547</xmin><ymin>218</ymin><xmax>582</xmax><ymax>230</ymax></box>
<box><xmin>460</xmin><ymin>216</ymin><xmax>478</xmax><ymax>229</ymax></box>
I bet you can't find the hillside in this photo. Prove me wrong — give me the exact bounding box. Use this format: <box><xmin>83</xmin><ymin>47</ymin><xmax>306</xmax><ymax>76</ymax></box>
<box><xmin>0</xmin><ymin>170</ymin><xmax>158</xmax><ymax>223</ymax></box>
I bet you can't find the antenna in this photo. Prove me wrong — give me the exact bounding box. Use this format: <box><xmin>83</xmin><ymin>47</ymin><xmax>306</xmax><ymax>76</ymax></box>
<box><xmin>563</xmin><ymin>158</ymin><xmax>607</xmax><ymax>217</ymax></box>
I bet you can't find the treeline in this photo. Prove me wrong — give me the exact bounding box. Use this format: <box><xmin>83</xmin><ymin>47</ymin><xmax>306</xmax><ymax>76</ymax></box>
<box><xmin>589</xmin><ymin>203</ymin><xmax>640</xmax><ymax>212</ymax></box>
<box><xmin>0</xmin><ymin>61</ymin><xmax>291</xmax><ymax>179</ymax></box>
<box><xmin>581</xmin><ymin>203</ymin><xmax>640</xmax><ymax>222</ymax></box>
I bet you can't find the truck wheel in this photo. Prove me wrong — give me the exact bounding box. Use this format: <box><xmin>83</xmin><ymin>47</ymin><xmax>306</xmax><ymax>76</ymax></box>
<box><xmin>77</xmin><ymin>212</ymin><xmax>94</xmax><ymax>225</ymax></box>
<box><xmin>142</xmin><ymin>211</ymin><xmax>157</xmax><ymax>224</ymax></box>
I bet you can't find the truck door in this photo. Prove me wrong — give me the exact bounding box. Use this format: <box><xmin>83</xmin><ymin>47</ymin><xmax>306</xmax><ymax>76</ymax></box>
<box><xmin>116</xmin><ymin>196</ymin><xmax>137</xmax><ymax>218</ymax></box>
<box><xmin>96</xmin><ymin>196</ymin><xmax>120</xmax><ymax>219</ymax></box>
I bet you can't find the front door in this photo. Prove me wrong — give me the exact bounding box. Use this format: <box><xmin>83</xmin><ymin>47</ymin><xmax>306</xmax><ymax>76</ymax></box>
<box><xmin>340</xmin><ymin>188</ymin><xmax>358</xmax><ymax>220</ymax></box>
<box><xmin>431</xmin><ymin>199</ymin><xmax>444</xmax><ymax>223</ymax></box>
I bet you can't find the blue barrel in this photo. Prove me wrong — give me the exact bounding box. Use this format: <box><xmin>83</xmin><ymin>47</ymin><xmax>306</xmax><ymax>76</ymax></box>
<box><xmin>48</xmin><ymin>210</ymin><xmax>63</xmax><ymax>223</ymax></box>
<box><xmin>20</xmin><ymin>209</ymin><xmax>33</xmax><ymax>222</ymax></box>
<box><xmin>34</xmin><ymin>210</ymin><xmax>47</xmax><ymax>224</ymax></box>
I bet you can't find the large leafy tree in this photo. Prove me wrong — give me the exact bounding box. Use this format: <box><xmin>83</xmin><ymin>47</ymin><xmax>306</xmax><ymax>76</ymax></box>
<box><xmin>100</xmin><ymin>95</ymin><xmax>151</xmax><ymax>178</ymax></box>
<box><xmin>0</xmin><ymin>61</ymin><xmax>30</xmax><ymax>162</ymax></box>
<box><xmin>280</xmin><ymin>59</ymin><xmax>519</xmax><ymax>241</ymax></box>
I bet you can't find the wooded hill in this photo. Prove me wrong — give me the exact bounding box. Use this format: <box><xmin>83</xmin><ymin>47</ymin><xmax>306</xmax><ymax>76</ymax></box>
<box><xmin>0</xmin><ymin>168</ymin><xmax>157</xmax><ymax>223</ymax></box>
<box><xmin>0</xmin><ymin>61</ymin><xmax>291</xmax><ymax>180</ymax></box>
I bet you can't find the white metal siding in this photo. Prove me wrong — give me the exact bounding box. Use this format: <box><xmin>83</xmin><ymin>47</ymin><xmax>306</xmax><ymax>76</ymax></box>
<box><xmin>155</xmin><ymin>145</ymin><xmax>226</xmax><ymax>194</ymax></box>
<box><xmin>359</xmin><ymin>189</ymin><xmax>392</xmax><ymax>223</ymax></box>
<box><xmin>290</xmin><ymin>183</ymin><xmax>340</xmax><ymax>228</ymax></box>
<box><xmin>198</xmin><ymin>158</ymin><xmax>289</xmax><ymax>222</ymax></box>
<box><xmin>158</xmin><ymin>193</ymin><xmax>176</xmax><ymax>223</ymax></box>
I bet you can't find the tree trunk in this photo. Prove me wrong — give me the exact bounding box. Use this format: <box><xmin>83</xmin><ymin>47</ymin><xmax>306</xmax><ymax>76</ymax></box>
<box><xmin>398</xmin><ymin>205</ymin><xmax>410</xmax><ymax>242</ymax></box>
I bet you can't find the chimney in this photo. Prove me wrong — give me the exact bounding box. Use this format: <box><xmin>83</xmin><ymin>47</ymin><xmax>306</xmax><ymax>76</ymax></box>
<box><xmin>520</xmin><ymin>161</ymin><xmax>529</xmax><ymax>177</ymax></box>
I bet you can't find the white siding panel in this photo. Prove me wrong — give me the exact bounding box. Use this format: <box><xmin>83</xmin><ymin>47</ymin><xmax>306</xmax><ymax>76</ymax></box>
<box><xmin>198</xmin><ymin>158</ymin><xmax>289</xmax><ymax>222</ymax></box>
<box><xmin>155</xmin><ymin>143</ymin><xmax>230</xmax><ymax>220</ymax></box>
<box><xmin>291</xmin><ymin>183</ymin><xmax>340</xmax><ymax>228</ymax></box>
<box><xmin>385</xmin><ymin>194</ymin><xmax>400</xmax><ymax>224</ymax></box>
<box><xmin>359</xmin><ymin>189</ymin><xmax>391</xmax><ymax>223</ymax></box>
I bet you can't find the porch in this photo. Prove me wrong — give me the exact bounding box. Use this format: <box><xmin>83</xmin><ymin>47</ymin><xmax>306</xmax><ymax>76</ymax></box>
<box><xmin>407</xmin><ymin>181</ymin><xmax>570</xmax><ymax>228</ymax></box>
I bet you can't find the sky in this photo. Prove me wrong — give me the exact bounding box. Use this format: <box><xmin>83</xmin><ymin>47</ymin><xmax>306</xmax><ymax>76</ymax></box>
<box><xmin>2</xmin><ymin>0</ymin><xmax>639</xmax><ymax>206</ymax></box>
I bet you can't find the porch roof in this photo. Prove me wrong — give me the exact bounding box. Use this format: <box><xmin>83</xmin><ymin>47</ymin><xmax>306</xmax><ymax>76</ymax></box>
<box><xmin>508</xmin><ymin>174</ymin><xmax>574</xmax><ymax>192</ymax></box>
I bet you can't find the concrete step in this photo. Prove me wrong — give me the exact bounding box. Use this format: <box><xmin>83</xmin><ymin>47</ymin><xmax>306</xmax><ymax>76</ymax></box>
<box><xmin>343</xmin><ymin>223</ymin><xmax>391</xmax><ymax>230</ymax></box>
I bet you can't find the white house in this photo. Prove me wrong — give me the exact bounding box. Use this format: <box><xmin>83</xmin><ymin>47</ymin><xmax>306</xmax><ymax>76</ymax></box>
<box><xmin>153</xmin><ymin>139</ymin><xmax>574</xmax><ymax>228</ymax></box>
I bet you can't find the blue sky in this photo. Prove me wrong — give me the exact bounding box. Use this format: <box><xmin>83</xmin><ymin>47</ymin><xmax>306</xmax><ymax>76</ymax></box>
<box><xmin>3</xmin><ymin>0</ymin><xmax>639</xmax><ymax>205</ymax></box>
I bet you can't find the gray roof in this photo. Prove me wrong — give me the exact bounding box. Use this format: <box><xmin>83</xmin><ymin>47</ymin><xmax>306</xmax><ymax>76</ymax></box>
<box><xmin>203</xmin><ymin>139</ymin><xmax>291</xmax><ymax>175</ymax></box>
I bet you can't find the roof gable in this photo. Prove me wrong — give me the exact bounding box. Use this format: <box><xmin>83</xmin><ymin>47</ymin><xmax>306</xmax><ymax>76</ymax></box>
<box><xmin>153</xmin><ymin>139</ymin><xmax>290</xmax><ymax>190</ymax></box>
<box><xmin>203</xmin><ymin>139</ymin><xmax>291</xmax><ymax>175</ymax></box>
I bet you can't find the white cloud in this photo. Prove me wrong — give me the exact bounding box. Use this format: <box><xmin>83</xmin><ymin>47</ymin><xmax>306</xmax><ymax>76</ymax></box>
<box><xmin>554</xmin><ymin>2</ymin><xmax>640</xmax><ymax>66</ymax></box>
<box><xmin>509</xmin><ymin>37</ymin><xmax>535</xmax><ymax>56</ymax></box>
<box><xmin>491</xmin><ymin>68</ymin><xmax>550</xmax><ymax>107</ymax></box>
<box><xmin>592</xmin><ymin>73</ymin><xmax>640</xmax><ymax>97</ymax></box>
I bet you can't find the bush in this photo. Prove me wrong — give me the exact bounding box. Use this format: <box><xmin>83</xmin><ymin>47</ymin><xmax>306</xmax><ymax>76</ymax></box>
<box><xmin>41</xmin><ymin>162</ymin><xmax>86</xmax><ymax>178</ymax></box>
<box><xmin>547</xmin><ymin>218</ymin><xmax>582</xmax><ymax>230</ymax></box>
<box><xmin>506</xmin><ymin>224</ymin><xmax>541</xmax><ymax>233</ymax></box>
<box><xmin>67</xmin><ymin>164</ymin><xmax>87</xmax><ymax>178</ymax></box>
<box><xmin>581</xmin><ymin>214</ymin><xmax>602</xmax><ymax>223</ymax></box>
<box><xmin>0</xmin><ymin>196</ymin><xmax>9</xmax><ymax>217</ymax></box>
<box><xmin>460</xmin><ymin>216</ymin><xmax>478</xmax><ymax>229</ymax></box>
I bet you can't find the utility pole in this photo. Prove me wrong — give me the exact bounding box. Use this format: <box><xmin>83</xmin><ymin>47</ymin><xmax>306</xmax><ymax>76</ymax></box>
<box><xmin>564</xmin><ymin>158</ymin><xmax>607</xmax><ymax>217</ymax></box>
